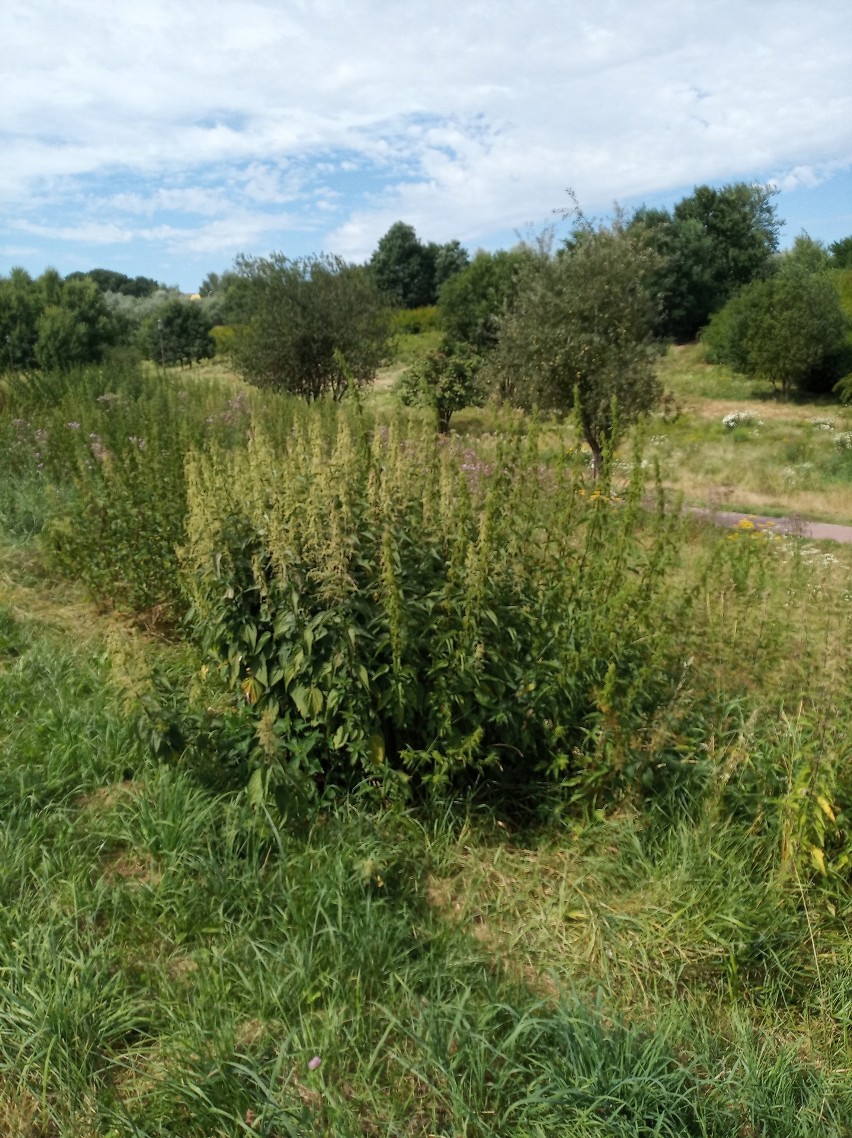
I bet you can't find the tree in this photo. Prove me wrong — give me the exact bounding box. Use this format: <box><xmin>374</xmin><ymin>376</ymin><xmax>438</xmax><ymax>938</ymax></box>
<box><xmin>143</xmin><ymin>298</ymin><xmax>215</xmax><ymax>368</ymax></box>
<box><xmin>438</xmin><ymin>248</ymin><xmax>533</xmax><ymax>354</ymax></box>
<box><xmin>397</xmin><ymin>340</ymin><xmax>482</xmax><ymax>432</ymax></box>
<box><xmin>198</xmin><ymin>269</ymin><xmax>239</xmax><ymax>298</ymax></box>
<box><xmin>196</xmin><ymin>270</ymin><xmax>240</xmax><ymax>326</ymax></box>
<box><xmin>627</xmin><ymin>208</ymin><xmax>717</xmax><ymax>342</ymax></box>
<box><xmin>370</xmin><ymin>222</ymin><xmax>436</xmax><ymax>308</ymax></box>
<box><xmin>1</xmin><ymin>268</ymin><xmax>123</xmax><ymax>371</ymax></box>
<box><xmin>703</xmin><ymin>273</ymin><xmax>847</xmax><ymax>400</ymax></box>
<box><xmin>0</xmin><ymin>267</ymin><xmax>40</xmax><ymax>370</ymax></box>
<box><xmin>432</xmin><ymin>240</ymin><xmax>470</xmax><ymax>293</ymax></box>
<box><xmin>629</xmin><ymin>183</ymin><xmax>781</xmax><ymax>340</ymax></box>
<box><xmin>34</xmin><ymin>275</ymin><xmax>119</xmax><ymax>370</ymax></box>
<box><xmin>673</xmin><ymin>182</ymin><xmax>780</xmax><ymax>287</ymax></box>
<box><xmin>369</xmin><ymin>224</ymin><xmax>469</xmax><ymax>309</ymax></box>
<box><xmin>829</xmin><ymin>236</ymin><xmax>852</xmax><ymax>269</ymax></box>
<box><xmin>65</xmin><ymin>268</ymin><xmax>161</xmax><ymax>297</ymax></box>
<box><xmin>488</xmin><ymin>219</ymin><xmax>663</xmax><ymax>474</ymax></box>
<box><xmin>230</xmin><ymin>254</ymin><xmax>390</xmax><ymax>399</ymax></box>
<box><xmin>776</xmin><ymin>234</ymin><xmax>831</xmax><ymax>278</ymax></box>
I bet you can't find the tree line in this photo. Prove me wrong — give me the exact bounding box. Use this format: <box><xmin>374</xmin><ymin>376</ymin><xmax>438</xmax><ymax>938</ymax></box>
<box><xmin>2</xmin><ymin>184</ymin><xmax>851</xmax><ymax>453</ymax></box>
<box><xmin>0</xmin><ymin>267</ymin><xmax>219</xmax><ymax>372</ymax></box>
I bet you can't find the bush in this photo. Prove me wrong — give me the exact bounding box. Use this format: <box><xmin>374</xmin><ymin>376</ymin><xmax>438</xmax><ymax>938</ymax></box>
<box><xmin>0</xmin><ymin>363</ymin><xmax>259</xmax><ymax>615</ymax></box>
<box><xmin>180</xmin><ymin>404</ymin><xmax>690</xmax><ymax>805</ymax></box>
<box><xmin>391</xmin><ymin>306</ymin><xmax>439</xmax><ymax>336</ymax></box>
<box><xmin>703</xmin><ymin>273</ymin><xmax>848</xmax><ymax>398</ymax></box>
<box><xmin>438</xmin><ymin>248</ymin><xmax>533</xmax><ymax>353</ymax></box>
<box><xmin>230</xmin><ymin>254</ymin><xmax>390</xmax><ymax>399</ymax></box>
<box><xmin>396</xmin><ymin>340</ymin><xmax>483</xmax><ymax>432</ymax></box>
<box><xmin>210</xmin><ymin>324</ymin><xmax>238</xmax><ymax>356</ymax></box>
<box><xmin>142</xmin><ymin>298</ymin><xmax>214</xmax><ymax>368</ymax></box>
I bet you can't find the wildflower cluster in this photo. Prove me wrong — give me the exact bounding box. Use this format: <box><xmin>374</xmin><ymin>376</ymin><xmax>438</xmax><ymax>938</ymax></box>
<box><xmin>722</xmin><ymin>410</ymin><xmax>762</xmax><ymax>429</ymax></box>
<box><xmin>780</xmin><ymin>461</ymin><xmax>817</xmax><ymax>488</ymax></box>
<box><xmin>725</xmin><ymin>516</ymin><xmax>779</xmax><ymax>543</ymax></box>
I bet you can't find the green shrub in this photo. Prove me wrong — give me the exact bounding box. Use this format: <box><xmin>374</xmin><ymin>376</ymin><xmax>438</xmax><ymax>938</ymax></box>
<box><xmin>390</xmin><ymin>306</ymin><xmax>439</xmax><ymax>335</ymax></box>
<box><xmin>396</xmin><ymin>340</ymin><xmax>484</xmax><ymax>432</ymax></box>
<box><xmin>210</xmin><ymin>323</ymin><xmax>238</xmax><ymax>356</ymax></box>
<box><xmin>181</xmin><ymin>404</ymin><xmax>690</xmax><ymax>804</ymax></box>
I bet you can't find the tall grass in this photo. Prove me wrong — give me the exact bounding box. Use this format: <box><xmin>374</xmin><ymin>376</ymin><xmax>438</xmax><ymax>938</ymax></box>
<box><xmin>0</xmin><ymin>605</ymin><xmax>850</xmax><ymax>1135</ymax></box>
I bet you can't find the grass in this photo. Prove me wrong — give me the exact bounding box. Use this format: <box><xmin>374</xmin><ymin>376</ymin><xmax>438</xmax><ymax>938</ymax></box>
<box><xmin>369</xmin><ymin>336</ymin><xmax>852</xmax><ymax>525</ymax></box>
<box><xmin>1</xmin><ymin>519</ymin><xmax>852</xmax><ymax>1135</ymax></box>
<box><xmin>650</xmin><ymin>343</ymin><xmax>852</xmax><ymax>522</ymax></box>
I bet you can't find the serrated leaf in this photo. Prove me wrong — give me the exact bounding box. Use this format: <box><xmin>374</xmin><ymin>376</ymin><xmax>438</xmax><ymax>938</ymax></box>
<box><xmin>247</xmin><ymin>768</ymin><xmax>266</xmax><ymax>809</ymax></box>
<box><xmin>241</xmin><ymin>676</ymin><xmax>261</xmax><ymax>705</ymax></box>
<box><xmin>291</xmin><ymin>684</ymin><xmax>310</xmax><ymax>717</ymax></box>
<box><xmin>816</xmin><ymin>795</ymin><xmax>836</xmax><ymax>823</ymax></box>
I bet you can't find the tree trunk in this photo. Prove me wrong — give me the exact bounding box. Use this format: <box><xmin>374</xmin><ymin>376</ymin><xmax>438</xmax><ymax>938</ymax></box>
<box><xmin>583</xmin><ymin>425</ymin><xmax>603</xmax><ymax>479</ymax></box>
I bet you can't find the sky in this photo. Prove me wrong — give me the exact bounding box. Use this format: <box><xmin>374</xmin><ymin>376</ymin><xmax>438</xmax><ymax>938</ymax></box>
<box><xmin>2</xmin><ymin>0</ymin><xmax>851</xmax><ymax>293</ymax></box>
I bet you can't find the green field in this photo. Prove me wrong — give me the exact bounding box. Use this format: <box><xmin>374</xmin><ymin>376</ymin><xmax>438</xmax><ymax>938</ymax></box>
<box><xmin>1</xmin><ymin>348</ymin><xmax>851</xmax><ymax>1135</ymax></box>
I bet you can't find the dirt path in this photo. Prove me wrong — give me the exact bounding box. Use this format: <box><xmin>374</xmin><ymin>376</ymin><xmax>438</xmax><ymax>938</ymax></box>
<box><xmin>686</xmin><ymin>506</ymin><xmax>852</xmax><ymax>545</ymax></box>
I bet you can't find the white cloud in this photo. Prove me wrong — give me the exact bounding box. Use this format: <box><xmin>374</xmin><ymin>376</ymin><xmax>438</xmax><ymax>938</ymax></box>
<box><xmin>1</xmin><ymin>0</ymin><xmax>851</xmax><ymax>279</ymax></box>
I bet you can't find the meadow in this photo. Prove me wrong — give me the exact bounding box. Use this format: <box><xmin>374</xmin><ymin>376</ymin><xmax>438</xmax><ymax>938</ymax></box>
<box><xmin>0</xmin><ymin>342</ymin><xmax>851</xmax><ymax>1136</ymax></box>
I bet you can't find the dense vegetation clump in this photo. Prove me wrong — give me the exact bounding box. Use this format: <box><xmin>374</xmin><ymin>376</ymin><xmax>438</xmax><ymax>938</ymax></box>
<box><xmin>229</xmin><ymin>253</ymin><xmax>391</xmax><ymax>399</ymax></box>
<box><xmin>703</xmin><ymin>265</ymin><xmax>849</xmax><ymax>398</ymax></box>
<box><xmin>3</xmin><ymin>190</ymin><xmax>852</xmax><ymax>1133</ymax></box>
<box><xmin>370</xmin><ymin>221</ymin><xmax>469</xmax><ymax>308</ymax></box>
<box><xmin>181</xmin><ymin>407</ymin><xmax>687</xmax><ymax>803</ymax></box>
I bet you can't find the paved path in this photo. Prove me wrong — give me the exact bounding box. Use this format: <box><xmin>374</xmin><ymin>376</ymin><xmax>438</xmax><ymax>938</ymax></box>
<box><xmin>686</xmin><ymin>507</ymin><xmax>852</xmax><ymax>545</ymax></box>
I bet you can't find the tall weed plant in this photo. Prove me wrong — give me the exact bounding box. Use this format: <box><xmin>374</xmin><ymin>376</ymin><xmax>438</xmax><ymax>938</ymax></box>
<box><xmin>181</xmin><ymin>404</ymin><xmax>689</xmax><ymax>802</ymax></box>
<box><xmin>0</xmin><ymin>364</ymin><xmax>259</xmax><ymax>614</ymax></box>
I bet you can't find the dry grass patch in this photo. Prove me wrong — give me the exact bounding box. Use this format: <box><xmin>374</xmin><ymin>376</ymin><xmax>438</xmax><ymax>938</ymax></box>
<box><xmin>101</xmin><ymin>849</ymin><xmax>162</xmax><ymax>888</ymax></box>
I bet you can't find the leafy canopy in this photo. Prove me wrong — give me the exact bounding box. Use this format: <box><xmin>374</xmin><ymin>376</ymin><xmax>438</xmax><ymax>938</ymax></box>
<box><xmin>488</xmin><ymin>216</ymin><xmax>663</xmax><ymax>472</ymax></box>
<box><xmin>438</xmin><ymin>248</ymin><xmax>534</xmax><ymax>354</ymax></box>
<box><xmin>143</xmin><ymin>298</ymin><xmax>215</xmax><ymax>368</ymax></box>
<box><xmin>397</xmin><ymin>340</ymin><xmax>483</xmax><ymax>432</ymax></box>
<box><xmin>370</xmin><ymin>222</ymin><xmax>469</xmax><ymax>308</ymax></box>
<box><xmin>829</xmin><ymin>235</ymin><xmax>852</xmax><ymax>269</ymax></box>
<box><xmin>65</xmin><ymin>268</ymin><xmax>162</xmax><ymax>298</ymax></box>
<box><xmin>230</xmin><ymin>253</ymin><xmax>390</xmax><ymax>400</ymax></box>
<box><xmin>703</xmin><ymin>271</ymin><xmax>848</xmax><ymax>398</ymax></box>
<box><xmin>0</xmin><ymin>268</ymin><xmax>120</xmax><ymax>371</ymax></box>
<box><xmin>629</xmin><ymin>183</ymin><xmax>781</xmax><ymax>340</ymax></box>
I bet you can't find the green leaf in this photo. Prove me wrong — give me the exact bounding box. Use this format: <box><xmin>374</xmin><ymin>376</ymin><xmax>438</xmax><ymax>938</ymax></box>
<box><xmin>247</xmin><ymin>768</ymin><xmax>266</xmax><ymax>809</ymax></box>
<box><xmin>291</xmin><ymin>684</ymin><xmax>310</xmax><ymax>717</ymax></box>
<box><xmin>368</xmin><ymin>733</ymin><xmax>386</xmax><ymax>766</ymax></box>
